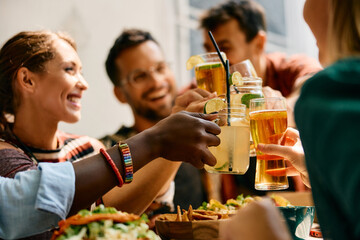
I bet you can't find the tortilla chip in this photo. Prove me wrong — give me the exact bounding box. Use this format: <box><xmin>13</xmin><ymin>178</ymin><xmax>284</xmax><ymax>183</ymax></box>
<box><xmin>188</xmin><ymin>205</ymin><xmax>193</xmax><ymax>221</ymax></box>
<box><xmin>175</xmin><ymin>205</ymin><xmax>182</xmax><ymax>222</ymax></box>
<box><xmin>191</xmin><ymin>212</ymin><xmax>218</xmax><ymax>220</ymax></box>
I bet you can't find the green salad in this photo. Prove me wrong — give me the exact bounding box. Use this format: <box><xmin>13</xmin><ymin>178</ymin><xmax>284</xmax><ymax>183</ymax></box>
<box><xmin>52</xmin><ymin>205</ymin><xmax>160</xmax><ymax>240</ymax></box>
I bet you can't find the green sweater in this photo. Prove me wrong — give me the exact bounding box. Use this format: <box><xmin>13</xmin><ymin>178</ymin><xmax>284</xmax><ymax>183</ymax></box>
<box><xmin>295</xmin><ymin>57</ymin><xmax>360</xmax><ymax>240</ymax></box>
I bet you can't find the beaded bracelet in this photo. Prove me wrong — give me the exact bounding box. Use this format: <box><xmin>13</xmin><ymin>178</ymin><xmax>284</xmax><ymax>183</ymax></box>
<box><xmin>99</xmin><ymin>148</ymin><xmax>124</xmax><ymax>187</ymax></box>
<box><xmin>118</xmin><ymin>142</ymin><xmax>133</xmax><ymax>183</ymax></box>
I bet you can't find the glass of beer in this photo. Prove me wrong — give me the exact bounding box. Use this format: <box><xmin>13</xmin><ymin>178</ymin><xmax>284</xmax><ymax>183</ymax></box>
<box><xmin>205</xmin><ymin>104</ymin><xmax>250</xmax><ymax>174</ymax></box>
<box><xmin>194</xmin><ymin>52</ymin><xmax>226</xmax><ymax>97</ymax></box>
<box><xmin>249</xmin><ymin>97</ymin><xmax>289</xmax><ymax>190</ymax></box>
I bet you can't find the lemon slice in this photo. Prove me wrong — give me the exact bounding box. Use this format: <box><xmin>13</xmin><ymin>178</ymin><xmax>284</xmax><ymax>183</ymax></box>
<box><xmin>186</xmin><ymin>55</ymin><xmax>205</xmax><ymax>70</ymax></box>
<box><xmin>203</xmin><ymin>98</ymin><xmax>226</xmax><ymax>114</ymax></box>
<box><xmin>230</xmin><ymin>71</ymin><xmax>243</xmax><ymax>85</ymax></box>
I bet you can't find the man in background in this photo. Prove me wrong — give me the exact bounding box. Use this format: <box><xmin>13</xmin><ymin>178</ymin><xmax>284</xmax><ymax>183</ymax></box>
<box><xmin>200</xmin><ymin>0</ymin><xmax>322</xmax><ymax>199</ymax></box>
<box><xmin>100</xmin><ymin>29</ymin><xmax>207</xmax><ymax>215</ymax></box>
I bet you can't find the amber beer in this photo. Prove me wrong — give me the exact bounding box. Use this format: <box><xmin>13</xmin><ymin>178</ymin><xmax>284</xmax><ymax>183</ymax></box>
<box><xmin>195</xmin><ymin>62</ymin><xmax>226</xmax><ymax>96</ymax></box>
<box><xmin>249</xmin><ymin>98</ymin><xmax>289</xmax><ymax>190</ymax></box>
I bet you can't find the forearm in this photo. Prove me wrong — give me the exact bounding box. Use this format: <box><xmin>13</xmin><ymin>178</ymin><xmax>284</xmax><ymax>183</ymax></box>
<box><xmin>286</xmin><ymin>94</ymin><xmax>298</xmax><ymax>128</ymax></box>
<box><xmin>71</xmin><ymin>130</ymin><xmax>158</xmax><ymax>215</ymax></box>
<box><xmin>71</xmin><ymin>131</ymin><xmax>163</xmax><ymax>214</ymax></box>
<box><xmin>73</xmin><ymin>112</ymin><xmax>220</xmax><ymax>215</ymax></box>
<box><xmin>102</xmin><ymin>158</ymin><xmax>180</xmax><ymax>214</ymax></box>
<box><xmin>70</xmin><ymin>146</ymin><xmax>120</xmax><ymax>215</ymax></box>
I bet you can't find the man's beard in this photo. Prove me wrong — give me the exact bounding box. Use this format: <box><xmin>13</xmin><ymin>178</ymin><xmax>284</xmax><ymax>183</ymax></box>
<box><xmin>125</xmin><ymin>90</ymin><xmax>175</xmax><ymax>123</ymax></box>
<box><xmin>134</xmin><ymin>103</ymin><xmax>172</xmax><ymax>122</ymax></box>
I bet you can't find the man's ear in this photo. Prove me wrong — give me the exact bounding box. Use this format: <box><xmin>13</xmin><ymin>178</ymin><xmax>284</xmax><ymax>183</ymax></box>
<box><xmin>15</xmin><ymin>67</ymin><xmax>36</xmax><ymax>94</ymax></box>
<box><xmin>114</xmin><ymin>86</ymin><xmax>128</xmax><ymax>103</ymax></box>
<box><xmin>251</xmin><ymin>30</ymin><xmax>267</xmax><ymax>54</ymax></box>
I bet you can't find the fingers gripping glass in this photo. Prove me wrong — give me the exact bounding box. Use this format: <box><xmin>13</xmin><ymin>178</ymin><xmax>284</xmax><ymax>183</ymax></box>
<box><xmin>123</xmin><ymin>61</ymin><xmax>170</xmax><ymax>88</ymax></box>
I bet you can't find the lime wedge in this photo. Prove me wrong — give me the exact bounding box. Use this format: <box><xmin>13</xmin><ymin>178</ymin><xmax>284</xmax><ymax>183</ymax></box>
<box><xmin>197</xmin><ymin>63</ymin><xmax>222</xmax><ymax>71</ymax></box>
<box><xmin>241</xmin><ymin>93</ymin><xmax>263</xmax><ymax>108</ymax></box>
<box><xmin>214</xmin><ymin>161</ymin><xmax>228</xmax><ymax>170</ymax></box>
<box><xmin>230</xmin><ymin>71</ymin><xmax>243</xmax><ymax>85</ymax></box>
<box><xmin>204</xmin><ymin>98</ymin><xmax>226</xmax><ymax>114</ymax></box>
<box><xmin>186</xmin><ymin>55</ymin><xmax>205</xmax><ymax>70</ymax></box>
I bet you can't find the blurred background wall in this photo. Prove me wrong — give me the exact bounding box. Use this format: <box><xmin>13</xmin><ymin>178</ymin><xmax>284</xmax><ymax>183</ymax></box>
<box><xmin>0</xmin><ymin>0</ymin><xmax>318</xmax><ymax>139</ymax></box>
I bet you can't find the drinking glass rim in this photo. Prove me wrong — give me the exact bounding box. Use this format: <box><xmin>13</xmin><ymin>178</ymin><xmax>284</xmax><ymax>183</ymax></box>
<box><xmin>232</xmin><ymin>77</ymin><xmax>262</xmax><ymax>86</ymax></box>
<box><xmin>196</xmin><ymin>51</ymin><xmax>226</xmax><ymax>61</ymax></box>
<box><xmin>249</xmin><ymin>97</ymin><xmax>286</xmax><ymax>103</ymax></box>
<box><xmin>249</xmin><ymin>97</ymin><xmax>287</xmax><ymax>113</ymax></box>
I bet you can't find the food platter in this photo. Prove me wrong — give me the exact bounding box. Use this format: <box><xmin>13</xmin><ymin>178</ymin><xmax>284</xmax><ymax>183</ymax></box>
<box><xmin>155</xmin><ymin>194</ymin><xmax>311</xmax><ymax>240</ymax></box>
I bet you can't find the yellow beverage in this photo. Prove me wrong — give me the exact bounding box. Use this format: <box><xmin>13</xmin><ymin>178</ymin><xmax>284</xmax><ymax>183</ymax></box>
<box><xmin>250</xmin><ymin>110</ymin><xmax>288</xmax><ymax>190</ymax></box>
<box><xmin>230</xmin><ymin>77</ymin><xmax>264</xmax><ymax>118</ymax></box>
<box><xmin>205</xmin><ymin>125</ymin><xmax>250</xmax><ymax>175</ymax></box>
<box><xmin>195</xmin><ymin>62</ymin><xmax>226</xmax><ymax>96</ymax></box>
<box><xmin>230</xmin><ymin>77</ymin><xmax>264</xmax><ymax>156</ymax></box>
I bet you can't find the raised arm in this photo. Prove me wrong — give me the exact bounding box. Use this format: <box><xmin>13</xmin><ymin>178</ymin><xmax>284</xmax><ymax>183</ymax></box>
<box><xmin>71</xmin><ymin>111</ymin><xmax>220</xmax><ymax>214</ymax></box>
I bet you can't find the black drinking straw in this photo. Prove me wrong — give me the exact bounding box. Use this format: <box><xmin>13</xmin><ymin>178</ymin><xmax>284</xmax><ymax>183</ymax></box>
<box><xmin>208</xmin><ymin>31</ymin><xmax>231</xmax><ymax>121</ymax></box>
<box><xmin>208</xmin><ymin>31</ymin><xmax>233</xmax><ymax>171</ymax></box>
<box><xmin>208</xmin><ymin>31</ymin><xmax>226</xmax><ymax>67</ymax></box>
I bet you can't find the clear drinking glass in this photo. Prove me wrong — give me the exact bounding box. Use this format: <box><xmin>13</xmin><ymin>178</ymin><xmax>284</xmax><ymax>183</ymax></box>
<box><xmin>194</xmin><ymin>52</ymin><xmax>227</xmax><ymax>97</ymax></box>
<box><xmin>230</xmin><ymin>59</ymin><xmax>264</xmax><ymax>157</ymax></box>
<box><xmin>230</xmin><ymin>59</ymin><xmax>258</xmax><ymax>78</ymax></box>
<box><xmin>249</xmin><ymin>97</ymin><xmax>289</xmax><ymax>190</ymax></box>
<box><xmin>205</xmin><ymin>104</ymin><xmax>250</xmax><ymax>175</ymax></box>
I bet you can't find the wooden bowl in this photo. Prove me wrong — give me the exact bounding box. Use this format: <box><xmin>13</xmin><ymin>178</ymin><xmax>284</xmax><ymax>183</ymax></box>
<box><xmin>155</xmin><ymin>214</ymin><xmax>226</xmax><ymax>240</ymax></box>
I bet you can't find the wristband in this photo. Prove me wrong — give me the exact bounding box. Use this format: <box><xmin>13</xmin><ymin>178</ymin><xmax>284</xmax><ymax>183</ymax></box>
<box><xmin>100</xmin><ymin>148</ymin><xmax>124</xmax><ymax>187</ymax></box>
<box><xmin>118</xmin><ymin>142</ymin><xmax>133</xmax><ymax>183</ymax></box>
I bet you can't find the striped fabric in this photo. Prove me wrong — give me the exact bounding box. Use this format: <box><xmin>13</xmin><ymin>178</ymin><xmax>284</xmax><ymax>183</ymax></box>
<box><xmin>28</xmin><ymin>131</ymin><xmax>96</xmax><ymax>163</ymax></box>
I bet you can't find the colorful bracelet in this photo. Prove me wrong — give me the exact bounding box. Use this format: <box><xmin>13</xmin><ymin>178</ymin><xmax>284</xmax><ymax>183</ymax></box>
<box><xmin>118</xmin><ymin>142</ymin><xmax>133</xmax><ymax>183</ymax></box>
<box><xmin>99</xmin><ymin>148</ymin><xmax>124</xmax><ymax>187</ymax></box>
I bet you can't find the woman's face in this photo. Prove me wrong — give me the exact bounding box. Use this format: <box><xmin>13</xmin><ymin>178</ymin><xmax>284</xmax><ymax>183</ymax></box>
<box><xmin>303</xmin><ymin>0</ymin><xmax>330</xmax><ymax>65</ymax></box>
<box><xmin>32</xmin><ymin>38</ymin><xmax>88</xmax><ymax>123</ymax></box>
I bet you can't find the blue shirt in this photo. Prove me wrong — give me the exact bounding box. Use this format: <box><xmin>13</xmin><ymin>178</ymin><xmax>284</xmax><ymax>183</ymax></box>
<box><xmin>0</xmin><ymin>162</ymin><xmax>75</xmax><ymax>239</ymax></box>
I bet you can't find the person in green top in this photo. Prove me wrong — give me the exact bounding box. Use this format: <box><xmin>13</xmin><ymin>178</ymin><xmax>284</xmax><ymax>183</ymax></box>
<box><xmin>245</xmin><ymin>0</ymin><xmax>360</xmax><ymax>239</ymax></box>
<box><xmin>295</xmin><ymin>0</ymin><xmax>360</xmax><ymax>239</ymax></box>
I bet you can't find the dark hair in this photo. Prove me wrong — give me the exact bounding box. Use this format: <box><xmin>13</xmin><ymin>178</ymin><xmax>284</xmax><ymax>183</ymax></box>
<box><xmin>0</xmin><ymin>30</ymin><xmax>76</xmax><ymax>138</ymax></box>
<box><xmin>105</xmin><ymin>29</ymin><xmax>159</xmax><ymax>86</ymax></box>
<box><xmin>200</xmin><ymin>0</ymin><xmax>266</xmax><ymax>42</ymax></box>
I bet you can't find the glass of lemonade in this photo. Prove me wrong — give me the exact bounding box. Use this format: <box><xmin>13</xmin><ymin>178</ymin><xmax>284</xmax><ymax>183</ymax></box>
<box><xmin>230</xmin><ymin>60</ymin><xmax>264</xmax><ymax>157</ymax></box>
<box><xmin>205</xmin><ymin>104</ymin><xmax>250</xmax><ymax>174</ymax></box>
<box><xmin>249</xmin><ymin>97</ymin><xmax>289</xmax><ymax>190</ymax></box>
<box><xmin>194</xmin><ymin>52</ymin><xmax>226</xmax><ymax>97</ymax></box>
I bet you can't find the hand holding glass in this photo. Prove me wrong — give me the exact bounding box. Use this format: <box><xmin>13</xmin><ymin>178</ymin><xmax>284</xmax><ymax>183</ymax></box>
<box><xmin>249</xmin><ymin>97</ymin><xmax>289</xmax><ymax>190</ymax></box>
